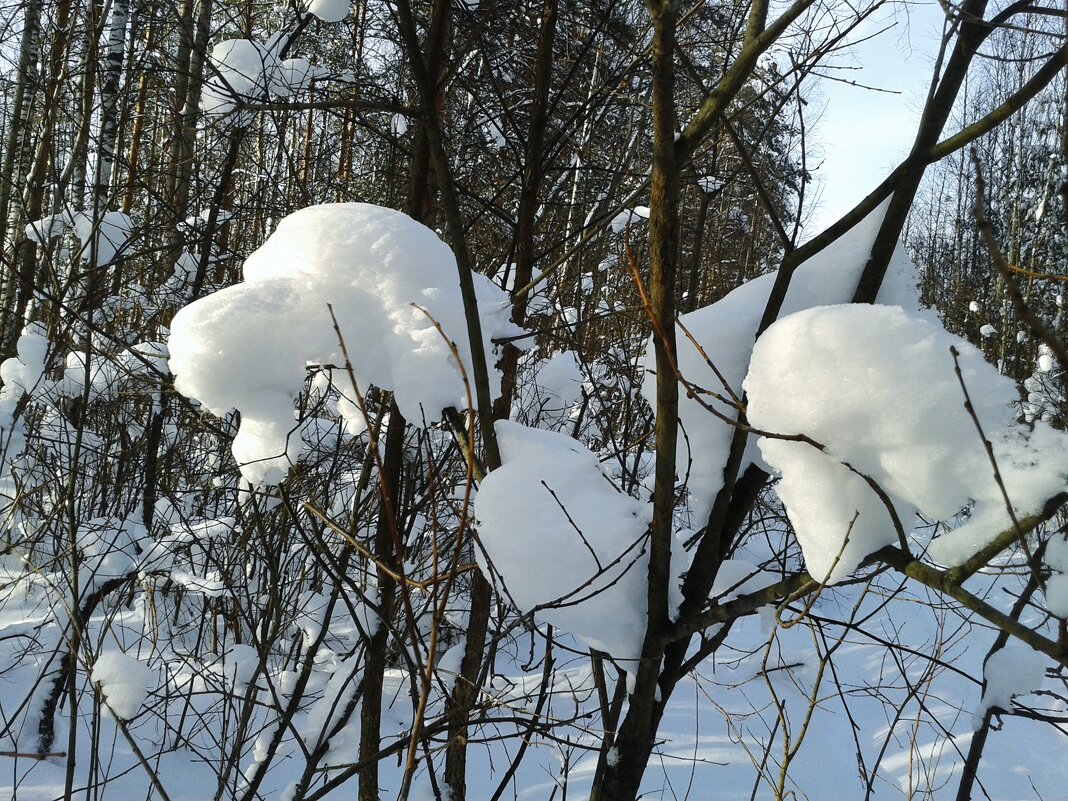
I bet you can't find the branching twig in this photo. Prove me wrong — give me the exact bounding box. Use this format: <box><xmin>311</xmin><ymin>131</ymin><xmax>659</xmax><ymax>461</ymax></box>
<box><xmin>948</xmin><ymin>345</ymin><xmax>1038</xmax><ymax>578</ymax></box>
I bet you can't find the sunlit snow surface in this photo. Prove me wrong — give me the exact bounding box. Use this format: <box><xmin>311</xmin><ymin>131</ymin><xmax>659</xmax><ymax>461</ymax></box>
<box><xmin>169</xmin><ymin>203</ymin><xmax>518</xmax><ymax>484</ymax></box>
<box><xmin>474</xmin><ymin>421</ymin><xmax>665</xmax><ymax>665</ymax></box>
<box><xmin>747</xmin><ymin>304</ymin><xmax>1068</xmax><ymax>580</ymax></box>
<box><xmin>644</xmin><ymin>199</ymin><xmax>920</xmax><ymax>526</ymax></box>
<box><xmin>2</xmin><ymin>571</ymin><xmax>1065</xmax><ymax>800</ymax></box>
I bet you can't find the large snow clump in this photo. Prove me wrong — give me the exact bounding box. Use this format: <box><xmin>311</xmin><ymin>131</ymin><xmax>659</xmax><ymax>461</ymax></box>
<box><xmin>643</xmin><ymin>197</ymin><xmax>1067</xmax><ymax>583</ymax></box>
<box><xmin>644</xmin><ymin>199</ymin><xmax>921</xmax><ymax>524</ymax></box>
<box><xmin>202</xmin><ymin>39</ymin><xmax>323</xmax><ymax>115</ymax></box>
<box><xmin>306</xmin><ymin>0</ymin><xmax>350</xmax><ymax>22</ymax></box>
<box><xmin>474</xmin><ymin>421</ymin><xmax>684</xmax><ymax>667</ymax></box>
<box><xmin>169</xmin><ymin>203</ymin><xmax>518</xmax><ymax>485</ymax></box>
<box><xmin>745</xmin><ymin>304</ymin><xmax>1068</xmax><ymax>582</ymax></box>
<box><xmin>25</xmin><ymin>210</ymin><xmax>133</xmax><ymax>266</ymax></box>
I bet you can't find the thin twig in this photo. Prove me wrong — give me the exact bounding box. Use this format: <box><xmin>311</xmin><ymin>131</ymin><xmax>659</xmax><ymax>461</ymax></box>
<box><xmin>540</xmin><ymin>480</ymin><xmax>604</xmax><ymax>572</ymax></box>
<box><xmin>948</xmin><ymin>345</ymin><xmax>1038</xmax><ymax>578</ymax></box>
<box><xmin>777</xmin><ymin>511</ymin><xmax>859</xmax><ymax>628</ymax></box>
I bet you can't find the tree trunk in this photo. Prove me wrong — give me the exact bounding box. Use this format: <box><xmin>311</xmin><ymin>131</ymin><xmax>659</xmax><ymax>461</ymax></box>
<box><xmin>0</xmin><ymin>0</ymin><xmax>42</xmax><ymax>353</ymax></box>
<box><xmin>12</xmin><ymin>0</ymin><xmax>76</xmax><ymax>348</ymax></box>
<box><xmin>595</xmin><ymin>2</ymin><xmax>679</xmax><ymax>795</ymax></box>
<box><xmin>165</xmin><ymin>0</ymin><xmax>212</xmax><ymax>272</ymax></box>
<box><xmin>94</xmin><ymin>0</ymin><xmax>131</xmax><ymax>204</ymax></box>
<box><xmin>358</xmin><ymin>402</ymin><xmax>404</xmax><ymax>801</ymax></box>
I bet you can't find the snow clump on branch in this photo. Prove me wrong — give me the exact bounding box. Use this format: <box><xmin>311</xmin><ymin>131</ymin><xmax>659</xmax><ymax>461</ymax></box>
<box><xmin>91</xmin><ymin>651</ymin><xmax>153</xmax><ymax>720</ymax></box>
<box><xmin>168</xmin><ymin>203</ymin><xmax>519</xmax><ymax>485</ymax></box>
<box><xmin>745</xmin><ymin>305</ymin><xmax>1068</xmax><ymax>582</ymax></box>
<box><xmin>645</xmin><ymin>198</ymin><xmax>1067</xmax><ymax>584</ymax></box>
<box><xmin>473</xmin><ymin>422</ymin><xmax>681</xmax><ymax>666</ymax></box>
<box><xmin>645</xmin><ymin>199</ymin><xmax>921</xmax><ymax>526</ymax></box>
<box><xmin>305</xmin><ymin>0</ymin><xmax>350</xmax><ymax>23</ymax></box>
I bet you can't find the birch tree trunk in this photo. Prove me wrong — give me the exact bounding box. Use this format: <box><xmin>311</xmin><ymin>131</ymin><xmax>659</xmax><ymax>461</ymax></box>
<box><xmin>11</xmin><ymin>0</ymin><xmax>76</xmax><ymax>348</ymax></box>
<box><xmin>0</xmin><ymin>0</ymin><xmax>42</xmax><ymax>352</ymax></box>
<box><xmin>94</xmin><ymin>0</ymin><xmax>131</xmax><ymax>204</ymax></box>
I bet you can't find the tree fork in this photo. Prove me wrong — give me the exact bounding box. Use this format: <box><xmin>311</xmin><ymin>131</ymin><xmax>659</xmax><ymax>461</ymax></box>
<box><xmin>854</xmin><ymin>0</ymin><xmax>991</xmax><ymax>303</ymax></box>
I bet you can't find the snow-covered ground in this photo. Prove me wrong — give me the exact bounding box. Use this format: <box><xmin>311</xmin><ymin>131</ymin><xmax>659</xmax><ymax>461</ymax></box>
<box><xmin>2</xmin><ymin>203</ymin><xmax>1065</xmax><ymax>801</ymax></box>
<box><xmin>1</xmin><ymin>566</ymin><xmax>1065</xmax><ymax>800</ymax></box>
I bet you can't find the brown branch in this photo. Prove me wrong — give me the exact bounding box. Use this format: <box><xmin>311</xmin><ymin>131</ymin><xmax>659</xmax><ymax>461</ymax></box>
<box><xmin>873</xmin><ymin>544</ymin><xmax>1067</xmax><ymax>663</ymax></box>
<box><xmin>0</xmin><ymin>751</ymin><xmax>67</xmax><ymax>759</ymax></box>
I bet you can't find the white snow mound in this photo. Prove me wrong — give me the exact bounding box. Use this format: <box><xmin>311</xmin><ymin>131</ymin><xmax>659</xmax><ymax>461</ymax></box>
<box><xmin>475</xmin><ymin>422</ymin><xmax>688</xmax><ymax>667</ymax></box>
<box><xmin>974</xmin><ymin>646</ymin><xmax>1046</xmax><ymax>727</ymax></box>
<box><xmin>92</xmin><ymin>651</ymin><xmax>152</xmax><ymax>720</ymax></box>
<box><xmin>643</xmin><ymin>198</ymin><xmax>921</xmax><ymax>524</ymax></box>
<box><xmin>307</xmin><ymin>0</ymin><xmax>349</xmax><ymax>22</ymax></box>
<box><xmin>169</xmin><ymin>203</ymin><xmax>518</xmax><ymax>485</ymax></box>
<box><xmin>745</xmin><ymin>304</ymin><xmax>1068</xmax><ymax>581</ymax></box>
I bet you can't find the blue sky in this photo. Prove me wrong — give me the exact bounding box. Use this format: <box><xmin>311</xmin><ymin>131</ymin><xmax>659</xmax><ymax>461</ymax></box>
<box><xmin>806</xmin><ymin>1</ymin><xmax>948</xmax><ymax>233</ymax></box>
